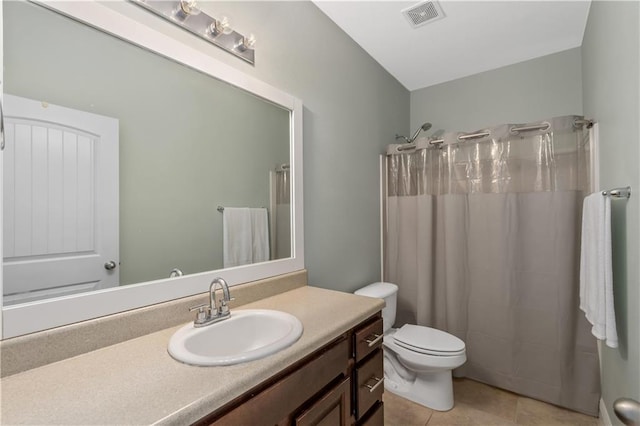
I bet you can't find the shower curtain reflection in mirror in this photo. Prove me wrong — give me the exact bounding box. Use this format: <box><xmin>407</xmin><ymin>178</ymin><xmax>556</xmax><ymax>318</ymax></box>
<box><xmin>384</xmin><ymin>116</ymin><xmax>599</xmax><ymax>416</ymax></box>
<box><xmin>270</xmin><ymin>165</ymin><xmax>291</xmax><ymax>260</ymax></box>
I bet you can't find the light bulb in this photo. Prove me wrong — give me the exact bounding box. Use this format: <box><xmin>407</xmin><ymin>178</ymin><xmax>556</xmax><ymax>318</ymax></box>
<box><xmin>218</xmin><ymin>17</ymin><xmax>233</xmax><ymax>35</ymax></box>
<box><xmin>245</xmin><ymin>34</ymin><xmax>256</xmax><ymax>49</ymax></box>
<box><xmin>237</xmin><ymin>34</ymin><xmax>256</xmax><ymax>51</ymax></box>
<box><xmin>178</xmin><ymin>0</ymin><xmax>201</xmax><ymax>17</ymax></box>
<box><xmin>207</xmin><ymin>17</ymin><xmax>233</xmax><ymax>37</ymax></box>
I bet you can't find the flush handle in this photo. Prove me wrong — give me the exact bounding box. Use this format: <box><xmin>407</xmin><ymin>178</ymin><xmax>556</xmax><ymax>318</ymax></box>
<box><xmin>364</xmin><ymin>333</ymin><xmax>383</xmax><ymax>347</ymax></box>
<box><xmin>104</xmin><ymin>261</ymin><xmax>117</xmax><ymax>271</ymax></box>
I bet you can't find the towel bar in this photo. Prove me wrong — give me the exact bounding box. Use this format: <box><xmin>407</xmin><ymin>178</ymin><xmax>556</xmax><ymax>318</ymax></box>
<box><xmin>217</xmin><ymin>206</ymin><xmax>266</xmax><ymax>212</ymax></box>
<box><xmin>602</xmin><ymin>187</ymin><xmax>631</xmax><ymax>199</ymax></box>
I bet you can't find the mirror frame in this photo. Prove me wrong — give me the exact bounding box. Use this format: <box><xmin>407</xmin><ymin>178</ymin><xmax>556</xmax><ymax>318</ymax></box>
<box><xmin>0</xmin><ymin>0</ymin><xmax>304</xmax><ymax>338</ymax></box>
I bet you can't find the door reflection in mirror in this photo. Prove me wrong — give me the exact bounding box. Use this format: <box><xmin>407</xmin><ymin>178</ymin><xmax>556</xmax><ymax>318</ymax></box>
<box><xmin>3</xmin><ymin>95</ymin><xmax>119</xmax><ymax>305</ymax></box>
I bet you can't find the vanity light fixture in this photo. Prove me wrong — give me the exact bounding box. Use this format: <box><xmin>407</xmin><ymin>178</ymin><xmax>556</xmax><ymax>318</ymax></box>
<box><xmin>131</xmin><ymin>0</ymin><xmax>256</xmax><ymax>65</ymax></box>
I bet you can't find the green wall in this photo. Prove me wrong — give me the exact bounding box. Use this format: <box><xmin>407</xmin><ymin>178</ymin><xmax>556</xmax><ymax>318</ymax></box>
<box><xmin>582</xmin><ymin>1</ymin><xmax>640</xmax><ymax>422</ymax></box>
<box><xmin>410</xmin><ymin>47</ymin><xmax>583</xmax><ymax>132</ymax></box>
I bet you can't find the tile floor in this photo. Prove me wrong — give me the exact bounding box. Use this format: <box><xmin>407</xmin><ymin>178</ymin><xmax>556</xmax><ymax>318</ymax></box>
<box><xmin>383</xmin><ymin>378</ymin><xmax>600</xmax><ymax>426</ymax></box>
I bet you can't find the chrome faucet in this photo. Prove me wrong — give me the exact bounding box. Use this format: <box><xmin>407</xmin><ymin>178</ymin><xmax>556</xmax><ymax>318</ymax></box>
<box><xmin>210</xmin><ymin>277</ymin><xmax>232</xmax><ymax>316</ymax></box>
<box><xmin>189</xmin><ymin>277</ymin><xmax>233</xmax><ymax>327</ymax></box>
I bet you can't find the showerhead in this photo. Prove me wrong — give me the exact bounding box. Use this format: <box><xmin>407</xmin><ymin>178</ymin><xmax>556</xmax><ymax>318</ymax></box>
<box><xmin>395</xmin><ymin>122</ymin><xmax>433</xmax><ymax>144</ymax></box>
<box><xmin>409</xmin><ymin>122</ymin><xmax>432</xmax><ymax>143</ymax></box>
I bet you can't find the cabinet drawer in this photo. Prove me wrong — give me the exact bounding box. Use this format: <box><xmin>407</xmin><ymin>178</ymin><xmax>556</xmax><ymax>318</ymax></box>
<box><xmin>356</xmin><ymin>349</ymin><xmax>384</xmax><ymax>419</ymax></box>
<box><xmin>354</xmin><ymin>317</ymin><xmax>383</xmax><ymax>362</ymax></box>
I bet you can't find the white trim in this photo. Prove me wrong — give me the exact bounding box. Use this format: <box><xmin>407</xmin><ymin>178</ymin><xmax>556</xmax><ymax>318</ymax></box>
<box><xmin>599</xmin><ymin>398</ymin><xmax>612</xmax><ymax>426</ymax></box>
<box><xmin>1</xmin><ymin>1</ymin><xmax>304</xmax><ymax>338</ymax></box>
<box><xmin>291</xmin><ymin>99</ymin><xmax>304</xmax><ymax>269</ymax></box>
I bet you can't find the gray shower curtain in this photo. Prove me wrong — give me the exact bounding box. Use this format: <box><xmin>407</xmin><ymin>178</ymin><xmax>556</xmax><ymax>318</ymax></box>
<box><xmin>384</xmin><ymin>116</ymin><xmax>600</xmax><ymax>415</ymax></box>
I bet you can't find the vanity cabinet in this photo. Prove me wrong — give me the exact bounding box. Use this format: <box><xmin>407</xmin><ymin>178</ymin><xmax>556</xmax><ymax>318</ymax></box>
<box><xmin>196</xmin><ymin>313</ymin><xmax>383</xmax><ymax>426</ymax></box>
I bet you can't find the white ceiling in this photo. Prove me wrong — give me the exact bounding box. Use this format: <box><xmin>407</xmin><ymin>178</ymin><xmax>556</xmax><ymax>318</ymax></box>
<box><xmin>314</xmin><ymin>1</ymin><xmax>591</xmax><ymax>91</ymax></box>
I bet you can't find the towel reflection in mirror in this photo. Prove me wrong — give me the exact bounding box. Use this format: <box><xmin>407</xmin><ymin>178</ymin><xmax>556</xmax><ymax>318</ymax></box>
<box><xmin>223</xmin><ymin>208</ymin><xmax>270</xmax><ymax>267</ymax></box>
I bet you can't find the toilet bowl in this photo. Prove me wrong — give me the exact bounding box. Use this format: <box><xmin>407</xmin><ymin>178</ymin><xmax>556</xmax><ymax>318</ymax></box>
<box><xmin>354</xmin><ymin>282</ymin><xmax>466</xmax><ymax>411</ymax></box>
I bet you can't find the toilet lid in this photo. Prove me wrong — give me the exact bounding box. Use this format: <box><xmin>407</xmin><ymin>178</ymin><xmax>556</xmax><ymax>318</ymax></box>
<box><xmin>393</xmin><ymin>324</ymin><xmax>465</xmax><ymax>356</ymax></box>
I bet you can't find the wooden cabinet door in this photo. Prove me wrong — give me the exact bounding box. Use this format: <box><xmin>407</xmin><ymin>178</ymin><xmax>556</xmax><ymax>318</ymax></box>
<box><xmin>295</xmin><ymin>377</ymin><xmax>351</xmax><ymax>426</ymax></box>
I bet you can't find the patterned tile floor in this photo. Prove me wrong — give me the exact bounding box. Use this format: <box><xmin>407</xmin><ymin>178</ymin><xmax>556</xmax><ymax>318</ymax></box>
<box><xmin>384</xmin><ymin>378</ymin><xmax>600</xmax><ymax>426</ymax></box>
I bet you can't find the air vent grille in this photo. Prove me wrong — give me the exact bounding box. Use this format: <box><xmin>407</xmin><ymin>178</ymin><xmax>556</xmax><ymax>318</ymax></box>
<box><xmin>402</xmin><ymin>1</ymin><xmax>445</xmax><ymax>28</ymax></box>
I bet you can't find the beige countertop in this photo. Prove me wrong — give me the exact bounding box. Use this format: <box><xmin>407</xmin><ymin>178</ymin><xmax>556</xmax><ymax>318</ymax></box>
<box><xmin>0</xmin><ymin>286</ymin><xmax>383</xmax><ymax>425</ymax></box>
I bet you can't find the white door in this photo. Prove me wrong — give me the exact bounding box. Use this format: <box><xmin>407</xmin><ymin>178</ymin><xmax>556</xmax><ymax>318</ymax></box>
<box><xmin>3</xmin><ymin>94</ymin><xmax>118</xmax><ymax>304</ymax></box>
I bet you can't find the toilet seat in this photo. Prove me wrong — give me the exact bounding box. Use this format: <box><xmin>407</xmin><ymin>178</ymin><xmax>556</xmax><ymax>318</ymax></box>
<box><xmin>393</xmin><ymin>325</ymin><xmax>465</xmax><ymax>356</ymax></box>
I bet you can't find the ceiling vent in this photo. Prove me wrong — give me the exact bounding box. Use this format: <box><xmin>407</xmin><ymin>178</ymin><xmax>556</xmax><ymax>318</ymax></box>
<box><xmin>402</xmin><ymin>1</ymin><xmax>445</xmax><ymax>28</ymax></box>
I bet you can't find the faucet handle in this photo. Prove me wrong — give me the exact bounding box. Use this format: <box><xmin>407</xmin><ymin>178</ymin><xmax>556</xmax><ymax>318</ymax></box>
<box><xmin>189</xmin><ymin>303</ymin><xmax>209</xmax><ymax>312</ymax></box>
<box><xmin>189</xmin><ymin>303</ymin><xmax>210</xmax><ymax>323</ymax></box>
<box><xmin>220</xmin><ymin>296</ymin><xmax>235</xmax><ymax>306</ymax></box>
<box><xmin>218</xmin><ymin>297</ymin><xmax>235</xmax><ymax>315</ymax></box>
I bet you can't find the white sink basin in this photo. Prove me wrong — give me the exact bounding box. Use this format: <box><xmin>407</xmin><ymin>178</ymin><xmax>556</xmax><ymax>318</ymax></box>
<box><xmin>168</xmin><ymin>309</ymin><xmax>303</xmax><ymax>366</ymax></box>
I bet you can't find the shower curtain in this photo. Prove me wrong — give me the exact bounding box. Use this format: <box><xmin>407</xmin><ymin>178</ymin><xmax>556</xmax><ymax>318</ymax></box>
<box><xmin>384</xmin><ymin>116</ymin><xmax>600</xmax><ymax>415</ymax></box>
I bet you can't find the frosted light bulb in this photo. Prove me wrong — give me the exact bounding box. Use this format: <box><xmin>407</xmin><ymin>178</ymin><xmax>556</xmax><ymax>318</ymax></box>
<box><xmin>237</xmin><ymin>34</ymin><xmax>256</xmax><ymax>52</ymax></box>
<box><xmin>219</xmin><ymin>17</ymin><xmax>233</xmax><ymax>35</ymax></box>
<box><xmin>208</xmin><ymin>17</ymin><xmax>233</xmax><ymax>37</ymax></box>
<box><xmin>244</xmin><ymin>34</ymin><xmax>256</xmax><ymax>49</ymax></box>
<box><xmin>179</xmin><ymin>0</ymin><xmax>201</xmax><ymax>16</ymax></box>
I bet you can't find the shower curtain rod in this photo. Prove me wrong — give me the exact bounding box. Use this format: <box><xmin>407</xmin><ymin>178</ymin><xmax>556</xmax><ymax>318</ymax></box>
<box><xmin>395</xmin><ymin>118</ymin><xmax>594</xmax><ymax>152</ymax></box>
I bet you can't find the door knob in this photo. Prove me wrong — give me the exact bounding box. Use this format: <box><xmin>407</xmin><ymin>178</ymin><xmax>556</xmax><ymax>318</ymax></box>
<box><xmin>614</xmin><ymin>398</ymin><xmax>640</xmax><ymax>426</ymax></box>
<box><xmin>104</xmin><ymin>261</ymin><xmax>117</xmax><ymax>271</ymax></box>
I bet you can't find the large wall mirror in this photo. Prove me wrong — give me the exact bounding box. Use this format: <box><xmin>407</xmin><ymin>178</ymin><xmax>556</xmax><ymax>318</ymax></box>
<box><xmin>0</xmin><ymin>1</ymin><xmax>304</xmax><ymax>338</ymax></box>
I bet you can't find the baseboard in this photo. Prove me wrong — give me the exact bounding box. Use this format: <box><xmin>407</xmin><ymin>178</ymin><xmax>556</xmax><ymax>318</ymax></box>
<box><xmin>600</xmin><ymin>398</ymin><xmax>613</xmax><ymax>426</ymax></box>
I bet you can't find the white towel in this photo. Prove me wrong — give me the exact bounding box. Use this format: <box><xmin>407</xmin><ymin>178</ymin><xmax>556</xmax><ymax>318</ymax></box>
<box><xmin>250</xmin><ymin>208</ymin><xmax>270</xmax><ymax>264</ymax></box>
<box><xmin>579</xmin><ymin>192</ymin><xmax>618</xmax><ymax>348</ymax></box>
<box><xmin>223</xmin><ymin>208</ymin><xmax>253</xmax><ymax>268</ymax></box>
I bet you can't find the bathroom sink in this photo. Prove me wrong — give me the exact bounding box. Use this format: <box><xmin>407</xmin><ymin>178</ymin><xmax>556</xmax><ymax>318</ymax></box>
<box><xmin>168</xmin><ymin>309</ymin><xmax>303</xmax><ymax>366</ymax></box>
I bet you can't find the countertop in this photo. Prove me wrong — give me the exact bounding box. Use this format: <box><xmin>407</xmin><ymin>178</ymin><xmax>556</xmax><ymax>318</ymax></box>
<box><xmin>0</xmin><ymin>286</ymin><xmax>384</xmax><ymax>425</ymax></box>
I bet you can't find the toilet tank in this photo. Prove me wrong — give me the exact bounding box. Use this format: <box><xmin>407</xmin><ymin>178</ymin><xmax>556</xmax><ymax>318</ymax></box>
<box><xmin>354</xmin><ymin>282</ymin><xmax>398</xmax><ymax>333</ymax></box>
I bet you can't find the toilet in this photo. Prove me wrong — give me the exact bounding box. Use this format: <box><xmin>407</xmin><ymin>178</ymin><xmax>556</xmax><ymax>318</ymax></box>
<box><xmin>354</xmin><ymin>282</ymin><xmax>466</xmax><ymax>411</ymax></box>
